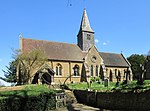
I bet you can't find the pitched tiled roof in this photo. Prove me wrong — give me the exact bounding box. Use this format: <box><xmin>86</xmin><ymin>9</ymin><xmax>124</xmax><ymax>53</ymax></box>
<box><xmin>20</xmin><ymin>38</ymin><xmax>130</xmax><ymax>66</ymax></box>
<box><xmin>99</xmin><ymin>52</ymin><xmax>130</xmax><ymax>67</ymax></box>
<box><xmin>21</xmin><ymin>38</ymin><xmax>84</xmax><ymax>62</ymax></box>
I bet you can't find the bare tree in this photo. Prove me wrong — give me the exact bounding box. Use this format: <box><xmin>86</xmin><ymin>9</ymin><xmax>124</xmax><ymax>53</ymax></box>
<box><xmin>16</xmin><ymin>49</ymin><xmax>48</xmax><ymax>84</ymax></box>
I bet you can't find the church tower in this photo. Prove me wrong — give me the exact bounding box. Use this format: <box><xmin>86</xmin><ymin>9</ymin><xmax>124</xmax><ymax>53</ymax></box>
<box><xmin>77</xmin><ymin>9</ymin><xmax>95</xmax><ymax>51</ymax></box>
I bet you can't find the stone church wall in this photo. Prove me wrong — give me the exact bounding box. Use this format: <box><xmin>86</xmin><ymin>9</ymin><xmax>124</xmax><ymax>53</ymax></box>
<box><xmin>49</xmin><ymin>61</ymin><xmax>83</xmax><ymax>84</ymax></box>
<box><xmin>84</xmin><ymin>46</ymin><xmax>103</xmax><ymax>77</ymax></box>
<box><xmin>105</xmin><ymin>67</ymin><xmax>130</xmax><ymax>82</ymax></box>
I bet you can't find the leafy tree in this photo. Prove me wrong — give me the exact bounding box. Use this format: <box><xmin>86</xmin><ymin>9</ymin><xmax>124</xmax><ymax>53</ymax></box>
<box><xmin>147</xmin><ymin>50</ymin><xmax>150</xmax><ymax>61</ymax></box>
<box><xmin>0</xmin><ymin>60</ymin><xmax>17</xmax><ymax>83</ymax></box>
<box><xmin>127</xmin><ymin>54</ymin><xmax>146</xmax><ymax>80</ymax></box>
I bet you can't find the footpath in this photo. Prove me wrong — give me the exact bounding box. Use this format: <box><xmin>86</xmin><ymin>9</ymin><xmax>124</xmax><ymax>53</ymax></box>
<box><xmin>52</xmin><ymin>90</ymin><xmax>102</xmax><ymax>111</ymax></box>
<box><xmin>51</xmin><ymin>103</ymin><xmax>101</xmax><ymax>111</ymax></box>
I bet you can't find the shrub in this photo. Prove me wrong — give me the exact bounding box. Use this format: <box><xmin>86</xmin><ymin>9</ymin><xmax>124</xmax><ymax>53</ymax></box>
<box><xmin>0</xmin><ymin>85</ymin><xmax>64</xmax><ymax>111</ymax></box>
<box><xmin>90</xmin><ymin>77</ymin><xmax>95</xmax><ymax>82</ymax></box>
<box><xmin>95</xmin><ymin>76</ymin><xmax>100</xmax><ymax>82</ymax></box>
<box><xmin>0</xmin><ymin>92</ymin><xmax>56</xmax><ymax>111</ymax></box>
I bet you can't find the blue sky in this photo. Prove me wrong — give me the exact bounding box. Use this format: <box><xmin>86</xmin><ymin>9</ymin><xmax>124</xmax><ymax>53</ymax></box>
<box><xmin>0</xmin><ymin>0</ymin><xmax>150</xmax><ymax>85</ymax></box>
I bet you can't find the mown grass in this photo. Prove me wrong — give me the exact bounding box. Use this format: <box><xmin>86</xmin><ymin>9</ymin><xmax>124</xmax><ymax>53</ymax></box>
<box><xmin>67</xmin><ymin>81</ymin><xmax>116</xmax><ymax>91</ymax></box>
<box><xmin>67</xmin><ymin>80</ymin><xmax>150</xmax><ymax>92</ymax></box>
<box><xmin>114</xmin><ymin>80</ymin><xmax>150</xmax><ymax>92</ymax></box>
<box><xmin>0</xmin><ymin>84</ymin><xmax>62</xmax><ymax>99</ymax></box>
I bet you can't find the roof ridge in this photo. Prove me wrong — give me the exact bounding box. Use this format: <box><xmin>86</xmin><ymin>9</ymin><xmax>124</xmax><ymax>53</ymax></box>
<box><xmin>121</xmin><ymin>53</ymin><xmax>131</xmax><ymax>66</ymax></box>
<box><xmin>22</xmin><ymin>37</ymin><xmax>77</xmax><ymax>46</ymax></box>
<box><xmin>99</xmin><ymin>52</ymin><xmax>121</xmax><ymax>55</ymax></box>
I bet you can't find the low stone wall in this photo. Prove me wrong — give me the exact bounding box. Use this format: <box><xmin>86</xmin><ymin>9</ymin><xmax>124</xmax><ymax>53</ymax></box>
<box><xmin>73</xmin><ymin>90</ymin><xmax>150</xmax><ymax>110</ymax></box>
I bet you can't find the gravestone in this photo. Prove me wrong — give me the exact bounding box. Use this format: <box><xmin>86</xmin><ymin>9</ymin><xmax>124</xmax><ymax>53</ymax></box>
<box><xmin>104</xmin><ymin>78</ymin><xmax>109</xmax><ymax>87</ymax></box>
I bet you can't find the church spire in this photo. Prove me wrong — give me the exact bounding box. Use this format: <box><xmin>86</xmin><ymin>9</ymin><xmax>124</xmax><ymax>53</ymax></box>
<box><xmin>77</xmin><ymin>9</ymin><xmax>95</xmax><ymax>51</ymax></box>
<box><xmin>79</xmin><ymin>8</ymin><xmax>94</xmax><ymax>33</ymax></box>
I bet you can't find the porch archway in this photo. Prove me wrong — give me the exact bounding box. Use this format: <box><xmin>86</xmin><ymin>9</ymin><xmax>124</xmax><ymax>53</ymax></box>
<box><xmin>32</xmin><ymin>64</ymin><xmax>55</xmax><ymax>85</ymax></box>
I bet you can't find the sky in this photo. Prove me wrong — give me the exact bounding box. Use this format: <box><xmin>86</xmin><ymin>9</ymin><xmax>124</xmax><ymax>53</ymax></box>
<box><xmin>0</xmin><ymin>0</ymin><xmax>150</xmax><ymax>85</ymax></box>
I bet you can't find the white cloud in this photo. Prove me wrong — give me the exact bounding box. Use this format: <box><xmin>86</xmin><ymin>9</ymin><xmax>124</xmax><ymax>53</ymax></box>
<box><xmin>0</xmin><ymin>59</ymin><xmax>2</xmax><ymax>62</ymax></box>
<box><xmin>102</xmin><ymin>41</ymin><xmax>110</xmax><ymax>46</ymax></box>
<box><xmin>103</xmin><ymin>42</ymin><xmax>107</xmax><ymax>45</ymax></box>
<box><xmin>95</xmin><ymin>39</ymin><xmax>99</xmax><ymax>43</ymax></box>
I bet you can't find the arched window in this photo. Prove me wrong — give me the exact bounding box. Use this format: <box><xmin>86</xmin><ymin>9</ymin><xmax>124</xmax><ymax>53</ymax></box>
<box><xmin>115</xmin><ymin>69</ymin><xmax>117</xmax><ymax>77</ymax></box>
<box><xmin>109</xmin><ymin>70</ymin><xmax>113</xmax><ymax>82</ymax></box>
<box><xmin>73</xmin><ymin>65</ymin><xmax>80</xmax><ymax>76</ymax></box>
<box><xmin>118</xmin><ymin>70</ymin><xmax>121</xmax><ymax>81</ymax></box>
<box><xmin>56</xmin><ymin>64</ymin><xmax>62</xmax><ymax>76</ymax></box>
<box><xmin>91</xmin><ymin>65</ymin><xmax>93</xmax><ymax>76</ymax></box>
<box><xmin>59</xmin><ymin>66</ymin><xmax>62</xmax><ymax>75</ymax></box>
<box><xmin>100</xmin><ymin>65</ymin><xmax>104</xmax><ymax>81</ymax></box>
<box><xmin>96</xmin><ymin>65</ymin><xmax>98</xmax><ymax>76</ymax></box>
<box><xmin>56</xmin><ymin>67</ymin><xmax>58</xmax><ymax>76</ymax></box>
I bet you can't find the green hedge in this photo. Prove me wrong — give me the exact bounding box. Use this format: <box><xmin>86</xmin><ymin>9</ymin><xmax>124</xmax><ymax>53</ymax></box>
<box><xmin>0</xmin><ymin>92</ymin><xmax>56</xmax><ymax>111</ymax></box>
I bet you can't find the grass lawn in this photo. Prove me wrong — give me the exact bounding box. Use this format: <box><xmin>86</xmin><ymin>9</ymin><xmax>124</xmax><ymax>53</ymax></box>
<box><xmin>0</xmin><ymin>84</ymin><xmax>62</xmax><ymax>99</ymax></box>
<box><xmin>67</xmin><ymin>81</ymin><xmax>116</xmax><ymax>91</ymax></box>
<box><xmin>115</xmin><ymin>80</ymin><xmax>150</xmax><ymax>92</ymax></box>
<box><xmin>67</xmin><ymin>80</ymin><xmax>150</xmax><ymax>92</ymax></box>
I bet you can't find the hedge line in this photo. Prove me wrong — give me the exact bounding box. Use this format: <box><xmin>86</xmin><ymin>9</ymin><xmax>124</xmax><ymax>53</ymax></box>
<box><xmin>0</xmin><ymin>92</ymin><xmax>56</xmax><ymax>111</ymax></box>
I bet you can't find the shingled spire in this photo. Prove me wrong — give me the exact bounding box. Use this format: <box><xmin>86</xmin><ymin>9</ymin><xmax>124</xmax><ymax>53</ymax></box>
<box><xmin>77</xmin><ymin>8</ymin><xmax>95</xmax><ymax>51</ymax></box>
<box><xmin>79</xmin><ymin>8</ymin><xmax>94</xmax><ymax>32</ymax></box>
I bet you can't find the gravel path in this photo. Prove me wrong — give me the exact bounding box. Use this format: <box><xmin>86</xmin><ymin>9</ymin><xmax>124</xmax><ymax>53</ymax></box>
<box><xmin>0</xmin><ymin>86</ymin><xmax>23</xmax><ymax>91</ymax></box>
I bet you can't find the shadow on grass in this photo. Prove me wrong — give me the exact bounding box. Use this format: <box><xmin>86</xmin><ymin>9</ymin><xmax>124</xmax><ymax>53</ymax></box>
<box><xmin>0</xmin><ymin>90</ymin><xmax>28</xmax><ymax>111</ymax></box>
<box><xmin>0</xmin><ymin>90</ymin><xmax>55</xmax><ymax>111</ymax></box>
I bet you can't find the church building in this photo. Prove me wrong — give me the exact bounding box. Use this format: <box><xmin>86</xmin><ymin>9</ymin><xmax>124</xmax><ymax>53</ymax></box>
<box><xmin>18</xmin><ymin>9</ymin><xmax>132</xmax><ymax>84</ymax></box>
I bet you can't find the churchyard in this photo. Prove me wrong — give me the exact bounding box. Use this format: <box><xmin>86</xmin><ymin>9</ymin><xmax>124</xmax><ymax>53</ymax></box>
<box><xmin>67</xmin><ymin>80</ymin><xmax>150</xmax><ymax>93</ymax></box>
<box><xmin>0</xmin><ymin>55</ymin><xmax>150</xmax><ymax>110</ymax></box>
<box><xmin>1</xmin><ymin>77</ymin><xmax>150</xmax><ymax>111</ymax></box>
